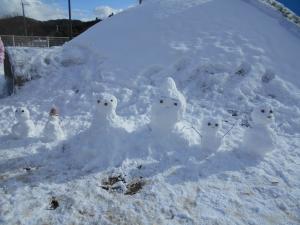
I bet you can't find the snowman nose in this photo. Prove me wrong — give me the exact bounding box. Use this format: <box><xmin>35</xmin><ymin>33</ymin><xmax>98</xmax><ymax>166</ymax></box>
<box><xmin>104</xmin><ymin>102</ymin><xmax>108</xmax><ymax>106</ymax></box>
<box><xmin>267</xmin><ymin>115</ymin><xmax>272</xmax><ymax>119</ymax></box>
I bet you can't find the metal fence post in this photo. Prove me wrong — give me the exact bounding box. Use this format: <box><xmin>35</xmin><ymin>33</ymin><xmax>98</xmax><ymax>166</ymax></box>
<box><xmin>47</xmin><ymin>37</ymin><xmax>50</xmax><ymax>48</ymax></box>
<box><xmin>12</xmin><ymin>35</ymin><xmax>15</xmax><ymax>46</ymax></box>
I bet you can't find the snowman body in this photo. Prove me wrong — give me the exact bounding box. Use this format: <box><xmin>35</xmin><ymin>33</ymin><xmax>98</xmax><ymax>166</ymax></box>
<box><xmin>200</xmin><ymin>118</ymin><xmax>222</xmax><ymax>154</ymax></box>
<box><xmin>43</xmin><ymin>116</ymin><xmax>65</xmax><ymax>142</ymax></box>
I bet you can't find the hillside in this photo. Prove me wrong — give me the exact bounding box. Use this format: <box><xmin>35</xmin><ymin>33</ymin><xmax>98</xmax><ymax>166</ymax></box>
<box><xmin>0</xmin><ymin>0</ymin><xmax>300</xmax><ymax>224</ymax></box>
<box><xmin>0</xmin><ymin>16</ymin><xmax>100</xmax><ymax>37</ymax></box>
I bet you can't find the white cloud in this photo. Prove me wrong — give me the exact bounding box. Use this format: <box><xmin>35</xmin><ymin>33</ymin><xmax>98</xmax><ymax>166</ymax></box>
<box><xmin>94</xmin><ymin>6</ymin><xmax>122</xmax><ymax>19</ymax></box>
<box><xmin>0</xmin><ymin>0</ymin><xmax>66</xmax><ymax>21</ymax></box>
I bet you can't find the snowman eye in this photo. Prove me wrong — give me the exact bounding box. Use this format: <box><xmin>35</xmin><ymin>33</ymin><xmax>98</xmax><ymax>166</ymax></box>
<box><xmin>174</xmin><ymin>102</ymin><xmax>178</xmax><ymax>106</ymax></box>
<box><xmin>160</xmin><ymin>100</ymin><xmax>163</xmax><ymax>104</ymax></box>
<box><xmin>15</xmin><ymin>110</ymin><xmax>18</xmax><ymax>113</ymax></box>
<box><xmin>111</xmin><ymin>99</ymin><xmax>113</xmax><ymax>102</ymax></box>
<box><xmin>261</xmin><ymin>109</ymin><xmax>265</xmax><ymax>113</ymax></box>
<box><xmin>208</xmin><ymin>122</ymin><xmax>211</xmax><ymax>126</ymax></box>
<box><xmin>21</xmin><ymin>110</ymin><xmax>24</xmax><ymax>113</ymax></box>
<box><xmin>215</xmin><ymin>123</ymin><xmax>219</xmax><ymax>127</ymax></box>
<box><xmin>270</xmin><ymin>110</ymin><xmax>273</xmax><ymax>114</ymax></box>
<box><xmin>97</xmin><ymin>100</ymin><xmax>101</xmax><ymax>104</ymax></box>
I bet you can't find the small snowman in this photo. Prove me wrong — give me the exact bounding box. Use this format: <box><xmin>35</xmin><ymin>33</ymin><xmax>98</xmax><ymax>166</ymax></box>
<box><xmin>200</xmin><ymin>117</ymin><xmax>222</xmax><ymax>155</ymax></box>
<box><xmin>43</xmin><ymin>107</ymin><xmax>65</xmax><ymax>142</ymax></box>
<box><xmin>72</xmin><ymin>93</ymin><xmax>128</xmax><ymax>171</ymax></box>
<box><xmin>93</xmin><ymin>93</ymin><xmax>120</xmax><ymax>129</ymax></box>
<box><xmin>11</xmin><ymin>107</ymin><xmax>35</xmax><ymax>139</ymax></box>
<box><xmin>150</xmin><ymin>77</ymin><xmax>186</xmax><ymax>134</ymax></box>
<box><xmin>239</xmin><ymin>104</ymin><xmax>276</xmax><ymax>157</ymax></box>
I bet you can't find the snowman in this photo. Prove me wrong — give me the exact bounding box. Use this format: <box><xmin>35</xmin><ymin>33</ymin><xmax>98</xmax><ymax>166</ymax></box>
<box><xmin>71</xmin><ymin>93</ymin><xmax>128</xmax><ymax>171</ymax></box>
<box><xmin>147</xmin><ymin>77</ymin><xmax>194</xmax><ymax>161</ymax></box>
<box><xmin>11</xmin><ymin>107</ymin><xmax>35</xmax><ymax>139</ymax></box>
<box><xmin>150</xmin><ymin>77</ymin><xmax>186</xmax><ymax>134</ymax></box>
<box><xmin>200</xmin><ymin>117</ymin><xmax>222</xmax><ymax>155</ymax></box>
<box><xmin>239</xmin><ymin>104</ymin><xmax>276</xmax><ymax>157</ymax></box>
<box><xmin>43</xmin><ymin>107</ymin><xmax>65</xmax><ymax>142</ymax></box>
<box><xmin>92</xmin><ymin>93</ymin><xmax>120</xmax><ymax>129</ymax></box>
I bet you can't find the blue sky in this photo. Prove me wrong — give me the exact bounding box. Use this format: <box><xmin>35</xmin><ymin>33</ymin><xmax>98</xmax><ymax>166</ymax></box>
<box><xmin>52</xmin><ymin>0</ymin><xmax>299</xmax><ymax>19</ymax></box>
<box><xmin>277</xmin><ymin>0</ymin><xmax>300</xmax><ymax>15</ymax></box>
<box><xmin>50</xmin><ymin>0</ymin><xmax>136</xmax><ymax>11</ymax></box>
<box><xmin>0</xmin><ymin>0</ymin><xmax>138</xmax><ymax>21</ymax></box>
<box><xmin>50</xmin><ymin>0</ymin><xmax>137</xmax><ymax>19</ymax></box>
<box><xmin>0</xmin><ymin>0</ymin><xmax>299</xmax><ymax>21</ymax></box>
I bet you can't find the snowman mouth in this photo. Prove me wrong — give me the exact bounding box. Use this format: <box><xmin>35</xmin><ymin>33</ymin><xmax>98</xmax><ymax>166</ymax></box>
<box><xmin>267</xmin><ymin>116</ymin><xmax>272</xmax><ymax>119</ymax></box>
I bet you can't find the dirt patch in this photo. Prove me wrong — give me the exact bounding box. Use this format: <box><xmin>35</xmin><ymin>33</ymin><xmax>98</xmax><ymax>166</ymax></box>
<box><xmin>49</xmin><ymin>197</ymin><xmax>59</xmax><ymax>210</ymax></box>
<box><xmin>101</xmin><ymin>174</ymin><xmax>146</xmax><ymax>195</ymax></box>
<box><xmin>125</xmin><ymin>179</ymin><xmax>146</xmax><ymax>195</ymax></box>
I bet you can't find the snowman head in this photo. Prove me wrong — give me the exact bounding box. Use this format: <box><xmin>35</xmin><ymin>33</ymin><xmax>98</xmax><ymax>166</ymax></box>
<box><xmin>49</xmin><ymin>107</ymin><xmax>60</xmax><ymax>121</ymax></box>
<box><xmin>252</xmin><ymin>104</ymin><xmax>274</xmax><ymax>125</ymax></box>
<box><xmin>151</xmin><ymin>96</ymin><xmax>184</xmax><ymax>130</ymax></box>
<box><xmin>15</xmin><ymin>107</ymin><xmax>30</xmax><ymax>121</ymax></box>
<box><xmin>202</xmin><ymin>117</ymin><xmax>221</xmax><ymax>134</ymax></box>
<box><xmin>95</xmin><ymin>93</ymin><xmax>118</xmax><ymax>117</ymax></box>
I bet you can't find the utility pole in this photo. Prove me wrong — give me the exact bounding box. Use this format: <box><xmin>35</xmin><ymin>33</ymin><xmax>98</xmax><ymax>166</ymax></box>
<box><xmin>21</xmin><ymin>0</ymin><xmax>29</xmax><ymax>36</ymax></box>
<box><xmin>68</xmin><ymin>0</ymin><xmax>73</xmax><ymax>40</ymax></box>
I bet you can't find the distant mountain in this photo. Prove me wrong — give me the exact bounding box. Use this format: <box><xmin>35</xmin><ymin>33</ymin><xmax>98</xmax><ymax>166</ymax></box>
<box><xmin>0</xmin><ymin>16</ymin><xmax>101</xmax><ymax>37</ymax></box>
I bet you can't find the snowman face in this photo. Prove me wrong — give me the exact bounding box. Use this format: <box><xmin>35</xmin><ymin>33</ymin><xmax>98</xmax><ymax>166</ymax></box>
<box><xmin>15</xmin><ymin>107</ymin><xmax>30</xmax><ymax>121</ymax></box>
<box><xmin>203</xmin><ymin>118</ymin><xmax>221</xmax><ymax>133</ymax></box>
<box><xmin>96</xmin><ymin>94</ymin><xmax>117</xmax><ymax>115</ymax></box>
<box><xmin>158</xmin><ymin>96</ymin><xmax>182</xmax><ymax>110</ymax></box>
<box><xmin>252</xmin><ymin>107</ymin><xmax>274</xmax><ymax>125</ymax></box>
<box><xmin>150</xmin><ymin>96</ymin><xmax>184</xmax><ymax>130</ymax></box>
<box><xmin>49</xmin><ymin>114</ymin><xmax>60</xmax><ymax>122</ymax></box>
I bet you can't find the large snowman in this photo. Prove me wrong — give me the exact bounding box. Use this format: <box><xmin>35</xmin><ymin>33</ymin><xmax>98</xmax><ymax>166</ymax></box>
<box><xmin>147</xmin><ymin>77</ymin><xmax>194</xmax><ymax>161</ymax></box>
<box><xmin>150</xmin><ymin>77</ymin><xmax>186</xmax><ymax>134</ymax></box>
<box><xmin>11</xmin><ymin>107</ymin><xmax>35</xmax><ymax>139</ymax></box>
<box><xmin>43</xmin><ymin>107</ymin><xmax>65</xmax><ymax>142</ymax></box>
<box><xmin>70</xmin><ymin>93</ymin><xmax>128</xmax><ymax>171</ymax></box>
<box><xmin>239</xmin><ymin>104</ymin><xmax>276</xmax><ymax>158</ymax></box>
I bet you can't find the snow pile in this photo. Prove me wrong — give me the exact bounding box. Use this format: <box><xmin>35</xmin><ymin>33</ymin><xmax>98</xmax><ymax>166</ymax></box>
<box><xmin>0</xmin><ymin>0</ymin><xmax>300</xmax><ymax>224</ymax></box>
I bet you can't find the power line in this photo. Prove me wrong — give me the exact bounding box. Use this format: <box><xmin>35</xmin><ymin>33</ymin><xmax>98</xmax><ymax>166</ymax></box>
<box><xmin>21</xmin><ymin>0</ymin><xmax>29</xmax><ymax>36</ymax></box>
<box><xmin>68</xmin><ymin>0</ymin><xmax>73</xmax><ymax>40</ymax></box>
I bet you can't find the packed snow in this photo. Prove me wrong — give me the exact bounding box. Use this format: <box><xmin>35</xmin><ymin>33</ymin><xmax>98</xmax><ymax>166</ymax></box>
<box><xmin>1</xmin><ymin>0</ymin><xmax>300</xmax><ymax>224</ymax></box>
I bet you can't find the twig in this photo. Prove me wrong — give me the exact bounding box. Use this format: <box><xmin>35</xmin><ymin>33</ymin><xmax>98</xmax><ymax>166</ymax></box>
<box><xmin>180</xmin><ymin>125</ymin><xmax>202</xmax><ymax>138</ymax></box>
<box><xmin>222</xmin><ymin>119</ymin><xmax>239</xmax><ymax>139</ymax></box>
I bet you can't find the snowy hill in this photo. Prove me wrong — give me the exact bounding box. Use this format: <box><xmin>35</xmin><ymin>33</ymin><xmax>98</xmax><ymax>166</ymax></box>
<box><xmin>0</xmin><ymin>0</ymin><xmax>300</xmax><ymax>224</ymax></box>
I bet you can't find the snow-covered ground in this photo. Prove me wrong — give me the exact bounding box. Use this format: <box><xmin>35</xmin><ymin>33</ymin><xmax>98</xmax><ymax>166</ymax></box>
<box><xmin>1</xmin><ymin>0</ymin><xmax>300</xmax><ymax>224</ymax></box>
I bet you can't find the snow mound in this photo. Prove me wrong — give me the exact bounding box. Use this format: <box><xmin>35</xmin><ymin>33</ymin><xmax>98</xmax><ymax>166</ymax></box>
<box><xmin>0</xmin><ymin>0</ymin><xmax>300</xmax><ymax>224</ymax></box>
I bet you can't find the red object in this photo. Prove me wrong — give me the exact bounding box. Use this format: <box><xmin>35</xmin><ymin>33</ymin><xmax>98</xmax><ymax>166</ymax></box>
<box><xmin>50</xmin><ymin>107</ymin><xmax>59</xmax><ymax>116</ymax></box>
<box><xmin>0</xmin><ymin>37</ymin><xmax>4</xmax><ymax>64</ymax></box>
